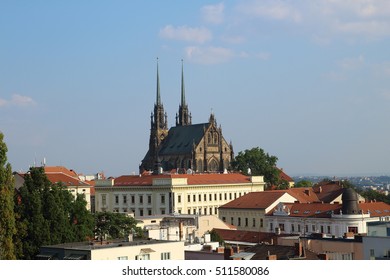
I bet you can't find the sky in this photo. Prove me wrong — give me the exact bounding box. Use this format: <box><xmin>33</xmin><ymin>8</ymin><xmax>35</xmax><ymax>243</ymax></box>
<box><xmin>1</xmin><ymin>0</ymin><xmax>390</xmax><ymax>177</ymax></box>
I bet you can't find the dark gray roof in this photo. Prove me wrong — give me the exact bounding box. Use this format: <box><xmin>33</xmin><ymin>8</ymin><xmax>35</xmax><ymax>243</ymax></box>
<box><xmin>159</xmin><ymin>123</ymin><xmax>209</xmax><ymax>155</ymax></box>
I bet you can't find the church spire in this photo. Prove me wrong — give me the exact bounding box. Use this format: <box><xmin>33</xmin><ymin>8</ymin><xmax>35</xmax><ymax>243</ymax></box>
<box><xmin>156</xmin><ymin>58</ymin><xmax>161</xmax><ymax>106</ymax></box>
<box><xmin>181</xmin><ymin>59</ymin><xmax>186</xmax><ymax>107</ymax></box>
<box><xmin>176</xmin><ymin>59</ymin><xmax>192</xmax><ymax>126</ymax></box>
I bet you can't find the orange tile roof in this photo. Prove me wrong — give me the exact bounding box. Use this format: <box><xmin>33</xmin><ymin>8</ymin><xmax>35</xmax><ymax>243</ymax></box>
<box><xmin>278</xmin><ymin>168</ymin><xmax>293</xmax><ymax>182</ymax></box>
<box><xmin>268</xmin><ymin>202</ymin><xmax>342</xmax><ymax>217</ymax></box>
<box><xmin>219</xmin><ymin>192</ymin><xmax>287</xmax><ymax>209</ymax></box>
<box><xmin>312</xmin><ymin>181</ymin><xmax>344</xmax><ymax>203</ymax></box>
<box><xmin>46</xmin><ymin>173</ymin><xmax>90</xmax><ymax>187</ymax></box>
<box><xmin>114</xmin><ymin>173</ymin><xmax>252</xmax><ymax>187</ymax></box>
<box><xmin>44</xmin><ymin>166</ymin><xmax>78</xmax><ymax>178</ymax></box>
<box><xmin>285</xmin><ymin>188</ymin><xmax>321</xmax><ymax>203</ymax></box>
<box><xmin>359</xmin><ymin>202</ymin><xmax>390</xmax><ymax>217</ymax></box>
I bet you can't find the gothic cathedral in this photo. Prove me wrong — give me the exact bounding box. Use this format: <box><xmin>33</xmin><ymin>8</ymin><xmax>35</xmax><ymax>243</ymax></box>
<box><xmin>140</xmin><ymin>61</ymin><xmax>234</xmax><ymax>173</ymax></box>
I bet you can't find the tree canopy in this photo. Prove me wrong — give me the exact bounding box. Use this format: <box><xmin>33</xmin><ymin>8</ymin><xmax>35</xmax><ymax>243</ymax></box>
<box><xmin>94</xmin><ymin>211</ymin><xmax>142</xmax><ymax>241</ymax></box>
<box><xmin>0</xmin><ymin>132</ymin><xmax>16</xmax><ymax>259</ymax></box>
<box><xmin>231</xmin><ymin>147</ymin><xmax>282</xmax><ymax>188</ymax></box>
<box><xmin>14</xmin><ymin>167</ymin><xmax>95</xmax><ymax>259</ymax></box>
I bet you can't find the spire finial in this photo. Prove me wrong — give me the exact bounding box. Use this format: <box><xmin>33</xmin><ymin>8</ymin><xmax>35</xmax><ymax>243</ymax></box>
<box><xmin>156</xmin><ymin>57</ymin><xmax>161</xmax><ymax>105</ymax></box>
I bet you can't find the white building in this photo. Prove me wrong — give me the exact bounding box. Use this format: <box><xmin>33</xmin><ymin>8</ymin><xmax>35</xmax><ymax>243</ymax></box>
<box><xmin>37</xmin><ymin>238</ymin><xmax>185</xmax><ymax>260</ymax></box>
<box><xmin>94</xmin><ymin>173</ymin><xmax>265</xmax><ymax>218</ymax></box>
<box><xmin>266</xmin><ymin>189</ymin><xmax>390</xmax><ymax>237</ymax></box>
<box><xmin>363</xmin><ymin>221</ymin><xmax>390</xmax><ymax>260</ymax></box>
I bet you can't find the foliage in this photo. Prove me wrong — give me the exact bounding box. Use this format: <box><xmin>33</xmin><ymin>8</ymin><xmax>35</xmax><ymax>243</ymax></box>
<box><xmin>94</xmin><ymin>212</ymin><xmax>140</xmax><ymax>241</ymax></box>
<box><xmin>231</xmin><ymin>147</ymin><xmax>281</xmax><ymax>188</ymax></box>
<box><xmin>209</xmin><ymin>229</ymin><xmax>224</xmax><ymax>245</ymax></box>
<box><xmin>357</xmin><ymin>188</ymin><xmax>390</xmax><ymax>205</ymax></box>
<box><xmin>0</xmin><ymin>132</ymin><xmax>16</xmax><ymax>259</ymax></box>
<box><xmin>14</xmin><ymin>167</ymin><xmax>94</xmax><ymax>259</ymax></box>
<box><xmin>295</xmin><ymin>180</ymin><xmax>313</xmax><ymax>188</ymax></box>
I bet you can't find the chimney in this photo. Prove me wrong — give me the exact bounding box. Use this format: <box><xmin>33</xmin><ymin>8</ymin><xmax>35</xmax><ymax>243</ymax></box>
<box><xmin>266</xmin><ymin>254</ymin><xmax>277</xmax><ymax>260</ymax></box>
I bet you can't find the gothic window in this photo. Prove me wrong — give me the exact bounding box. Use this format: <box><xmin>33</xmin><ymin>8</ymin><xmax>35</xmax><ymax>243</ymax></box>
<box><xmin>213</xmin><ymin>132</ymin><xmax>218</xmax><ymax>144</ymax></box>
<box><xmin>209</xmin><ymin>159</ymin><xmax>219</xmax><ymax>171</ymax></box>
<box><xmin>208</xmin><ymin>133</ymin><xmax>212</xmax><ymax>144</ymax></box>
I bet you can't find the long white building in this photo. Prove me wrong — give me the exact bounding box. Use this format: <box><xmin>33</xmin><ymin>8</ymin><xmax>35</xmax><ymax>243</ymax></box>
<box><xmin>94</xmin><ymin>173</ymin><xmax>265</xmax><ymax>218</ymax></box>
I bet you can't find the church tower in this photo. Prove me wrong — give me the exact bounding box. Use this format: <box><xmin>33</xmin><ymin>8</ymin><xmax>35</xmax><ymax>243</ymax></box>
<box><xmin>143</xmin><ymin>59</ymin><xmax>168</xmax><ymax>171</ymax></box>
<box><xmin>176</xmin><ymin>60</ymin><xmax>192</xmax><ymax>126</ymax></box>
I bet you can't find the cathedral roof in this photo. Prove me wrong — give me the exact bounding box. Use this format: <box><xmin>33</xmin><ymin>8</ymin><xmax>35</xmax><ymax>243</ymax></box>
<box><xmin>158</xmin><ymin>123</ymin><xmax>210</xmax><ymax>155</ymax></box>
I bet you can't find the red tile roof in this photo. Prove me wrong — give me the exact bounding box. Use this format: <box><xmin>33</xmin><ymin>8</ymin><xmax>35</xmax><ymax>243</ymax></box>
<box><xmin>46</xmin><ymin>173</ymin><xmax>90</xmax><ymax>187</ymax></box>
<box><xmin>359</xmin><ymin>202</ymin><xmax>390</xmax><ymax>217</ymax></box>
<box><xmin>219</xmin><ymin>191</ymin><xmax>287</xmax><ymax>209</ymax></box>
<box><xmin>213</xmin><ymin>228</ymin><xmax>276</xmax><ymax>244</ymax></box>
<box><xmin>114</xmin><ymin>173</ymin><xmax>253</xmax><ymax>187</ymax></box>
<box><xmin>278</xmin><ymin>168</ymin><xmax>293</xmax><ymax>182</ymax></box>
<box><xmin>44</xmin><ymin>166</ymin><xmax>78</xmax><ymax>178</ymax></box>
<box><xmin>268</xmin><ymin>202</ymin><xmax>342</xmax><ymax>217</ymax></box>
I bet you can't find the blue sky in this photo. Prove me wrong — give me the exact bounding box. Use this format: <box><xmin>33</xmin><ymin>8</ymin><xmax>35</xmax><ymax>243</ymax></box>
<box><xmin>1</xmin><ymin>0</ymin><xmax>390</xmax><ymax>177</ymax></box>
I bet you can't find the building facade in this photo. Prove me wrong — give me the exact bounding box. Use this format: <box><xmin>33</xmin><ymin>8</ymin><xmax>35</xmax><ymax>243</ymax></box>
<box><xmin>94</xmin><ymin>173</ymin><xmax>265</xmax><ymax>218</ymax></box>
<box><xmin>37</xmin><ymin>239</ymin><xmax>185</xmax><ymax>260</ymax></box>
<box><xmin>140</xmin><ymin>61</ymin><xmax>234</xmax><ymax>173</ymax></box>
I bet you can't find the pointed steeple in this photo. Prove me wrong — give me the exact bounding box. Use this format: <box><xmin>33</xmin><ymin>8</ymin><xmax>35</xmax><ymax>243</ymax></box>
<box><xmin>177</xmin><ymin>59</ymin><xmax>192</xmax><ymax>126</ymax></box>
<box><xmin>181</xmin><ymin>59</ymin><xmax>186</xmax><ymax>107</ymax></box>
<box><xmin>156</xmin><ymin>58</ymin><xmax>161</xmax><ymax>106</ymax></box>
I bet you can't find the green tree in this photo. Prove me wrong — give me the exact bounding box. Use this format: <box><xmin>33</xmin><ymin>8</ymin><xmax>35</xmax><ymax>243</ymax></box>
<box><xmin>0</xmin><ymin>132</ymin><xmax>16</xmax><ymax>259</ymax></box>
<box><xmin>94</xmin><ymin>212</ymin><xmax>140</xmax><ymax>241</ymax></box>
<box><xmin>14</xmin><ymin>167</ymin><xmax>51</xmax><ymax>259</ymax></box>
<box><xmin>231</xmin><ymin>147</ymin><xmax>281</xmax><ymax>188</ymax></box>
<box><xmin>70</xmin><ymin>193</ymin><xmax>94</xmax><ymax>241</ymax></box>
<box><xmin>14</xmin><ymin>167</ymin><xmax>95</xmax><ymax>259</ymax></box>
<box><xmin>295</xmin><ymin>180</ymin><xmax>313</xmax><ymax>188</ymax></box>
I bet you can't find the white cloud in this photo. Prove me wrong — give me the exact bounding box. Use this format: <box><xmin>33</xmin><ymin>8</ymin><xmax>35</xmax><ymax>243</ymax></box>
<box><xmin>11</xmin><ymin>94</ymin><xmax>36</xmax><ymax>106</ymax></box>
<box><xmin>185</xmin><ymin>46</ymin><xmax>234</xmax><ymax>64</ymax></box>
<box><xmin>201</xmin><ymin>3</ymin><xmax>225</xmax><ymax>24</ymax></box>
<box><xmin>237</xmin><ymin>0</ymin><xmax>302</xmax><ymax>23</ymax></box>
<box><xmin>0</xmin><ymin>94</ymin><xmax>36</xmax><ymax>107</ymax></box>
<box><xmin>159</xmin><ymin>25</ymin><xmax>212</xmax><ymax>44</ymax></box>
<box><xmin>233</xmin><ymin>0</ymin><xmax>390</xmax><ymax>40</ymax></box>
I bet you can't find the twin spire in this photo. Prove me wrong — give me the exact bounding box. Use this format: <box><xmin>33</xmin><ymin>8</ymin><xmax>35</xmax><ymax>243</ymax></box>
<box><xmin>154</xmin><ymin>59</ymin><xmax>191</xmax><ymax>127</ymax></box>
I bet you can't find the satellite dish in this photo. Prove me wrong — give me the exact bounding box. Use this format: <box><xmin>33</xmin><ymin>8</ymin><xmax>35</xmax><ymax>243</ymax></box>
<box><xmin>187</xmin><ymin>168</ymin><xmax>193</xmax><ymax>174</ymax></box>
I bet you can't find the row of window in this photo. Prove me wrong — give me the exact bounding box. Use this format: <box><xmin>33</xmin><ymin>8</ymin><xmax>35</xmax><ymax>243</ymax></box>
<box><xmin>268</xmin><ymin>222</ymin><xmax>356</xmax><ymax>235</ymax></box>
<box><xmin>185</xmin><ymin>207</ymin><xmax>219</xmax><ymax>215</ymax></box>
<box><xmin>185</xmin><ymin>192</ymin><xmax>246</xmax><ymax>203</ymax></box>
<box><xmin>222</xmin><ymin>217</ymin><xmax>264</xmax><ymax>228</ymax></box>
<box><xmin>112</xmin><ymin>194</ymin><xmax>166</xmax><ymax>205</ymax></box>
<box><xmin>113</xmin><ymin>208</ymin><xmax>166</xmax><ymax>216</ymax></box>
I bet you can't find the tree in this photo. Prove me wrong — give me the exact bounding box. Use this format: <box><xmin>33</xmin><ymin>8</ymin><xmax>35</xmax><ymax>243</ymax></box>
<box><xmin>295</xmin><ymin>180</ymin><xmax>313</xmax><ymax>188</ymax></box>
<box><xmin>0</xmin><ymin>132</ymin><xmax>16</xmax><ymax>259</ymax></box>
<box><xmin>94</xmin><ymin>212</ymin><xmax>140</xmax><ymax>241</ymax></box>
<box><xmin>14</xmin><ymin>167</ymin><xmax>95</xmax><ymax>259</ymax></box>
<box><xmin>231</xmin><ymin>147</ymin><xmax>281</xmax><ymax>187</ymax></box>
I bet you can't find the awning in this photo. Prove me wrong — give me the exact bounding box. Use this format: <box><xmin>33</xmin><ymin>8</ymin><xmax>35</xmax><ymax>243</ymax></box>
<box><xmin>140</xmin><ymin>248</ymin><xmax>156</xmax><ymax>254</ymax></box>
<box><xmin>63</xmin><ymin>254</ymin><xmax>86</xmax><ymax>260</ymax></box>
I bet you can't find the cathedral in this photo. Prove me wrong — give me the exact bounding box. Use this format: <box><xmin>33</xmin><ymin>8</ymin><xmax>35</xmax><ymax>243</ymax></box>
<box><xmin>140</xmin><ymin>61</ymin><xmax>234</xmax><ymax>173</ymax></box>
